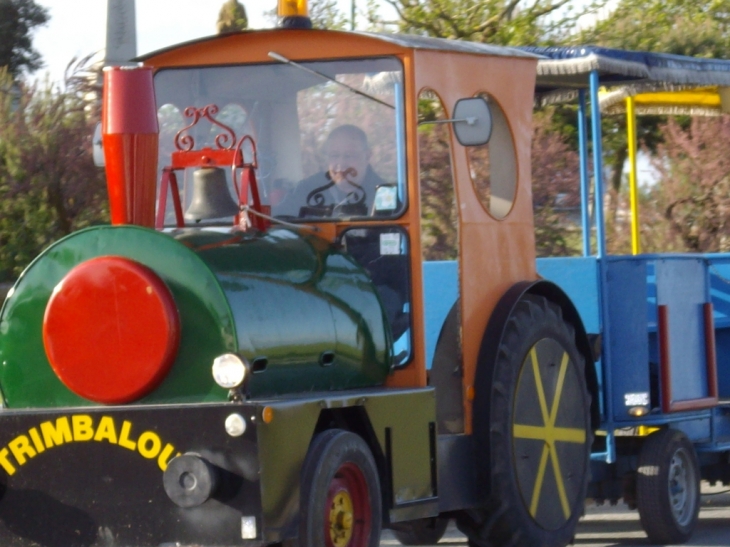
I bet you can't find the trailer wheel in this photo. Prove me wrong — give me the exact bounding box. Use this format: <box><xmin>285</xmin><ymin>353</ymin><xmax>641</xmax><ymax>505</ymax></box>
<box><xmin>479</xmin><ymin>296</ymin><xmax>591</xmax><ymax>547</ymax></box>
<box><xmin>299</xmin><ymin>429</ymin><xmax>381</xmax><ymax>547</ymax></box>
<box><xmin>637</xmin><ymin>428</ymin><xmax>700</xmax><ymax>544</ymax></box>
<box><xmin>392</xmin><ymin>516</ymin><xmax>449</xmax><ymax>545</ymax></box>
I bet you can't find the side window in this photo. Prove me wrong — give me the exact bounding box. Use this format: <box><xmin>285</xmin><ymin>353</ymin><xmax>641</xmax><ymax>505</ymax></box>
<box><xmin>418</xmin><ymin>90</ymin><xmax>463</xmax><ymax>432</ymax></box>
<box><xmin>341</xmin><ymin>227</ymin><xmax>412</xmax><ymax>366</ymax></box>
<box><xmin>418</xmin><ymin>90</ymin><xmax>458</xmax><ymax>260</ymax></box>
<box><xmin>157</xmin><ymin>104</ymin><xmax>186</xmax><ymax>226</ymax></box>
<box><xmin>214</xmin><ymin>103</ymin><xmax>250</xmax><ymax>140</ymax></box>
<box><xmin>466</xmin><ymin>93</ymin><xmax>517</xmax><ymax>219</ymax></box>
<box><xmin>287</xmin><ymin>59</ymin><xmax>406</xmax><ymax>221</ymax></box>
<box><xmin>157</xmin><ymin>103</ymin><xmax>185</xmax><ymax>165</ymax></box>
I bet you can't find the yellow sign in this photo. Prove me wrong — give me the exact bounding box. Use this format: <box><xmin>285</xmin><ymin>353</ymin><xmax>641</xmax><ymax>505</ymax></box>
<box><xmin>0</xmin><ymin>415</ymin><xmax>180</xmax><ymax>476</ymax></box>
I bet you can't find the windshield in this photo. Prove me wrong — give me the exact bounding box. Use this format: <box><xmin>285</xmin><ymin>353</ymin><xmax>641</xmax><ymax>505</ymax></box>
<box><xmin>154</xmin><ymin>57</ymin><xmax>406</xmax><ymax>225</ymax></box>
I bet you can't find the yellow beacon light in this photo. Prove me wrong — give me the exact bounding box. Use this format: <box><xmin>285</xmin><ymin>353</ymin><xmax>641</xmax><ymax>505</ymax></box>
<box><xmin>278</xmin><ymin>0</ymin><xmax>312</xmax><ymax>29</ymax></box>
<box><xmin>278</xmin><ymin>0</ymin><xmax>308</xmax><ymax>17</ymax></box>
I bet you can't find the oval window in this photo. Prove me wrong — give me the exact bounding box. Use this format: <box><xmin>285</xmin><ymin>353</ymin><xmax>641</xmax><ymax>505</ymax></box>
<box><xmin>466</xmin><ymin>93</ymin><xmax>517</xmax><ymax>219</ymax></box>
<box><xmin>418</xmin><ymin>89</ymin><xmax>457</xmax><ymax>261</ymax></box>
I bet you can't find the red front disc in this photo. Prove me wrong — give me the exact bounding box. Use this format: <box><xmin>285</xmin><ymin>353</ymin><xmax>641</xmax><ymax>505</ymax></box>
<box><xmin>42</xmin><ymin>256</ymin><xmax>180</xmax><ymax>404</ymax></box>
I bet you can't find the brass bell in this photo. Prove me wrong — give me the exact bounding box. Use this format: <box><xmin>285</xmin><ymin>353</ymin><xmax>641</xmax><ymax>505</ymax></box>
<box><xmin>184</xmin><ymin>167</ymin><xmax>240</xmax><ymax>221</ymax></box>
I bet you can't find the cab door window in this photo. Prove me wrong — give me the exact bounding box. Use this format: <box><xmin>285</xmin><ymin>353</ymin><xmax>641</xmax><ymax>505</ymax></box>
<box><xmin>341</xmin><ymin>226</ymin><xmax>412</xmax><ymax>366</ymax></box>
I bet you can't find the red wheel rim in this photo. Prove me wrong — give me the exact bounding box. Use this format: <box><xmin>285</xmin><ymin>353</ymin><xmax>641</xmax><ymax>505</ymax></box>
<box><xmin>324</xmin><ymin>462</ymin><xmax>372</xmax><ymax>547</ymax></box>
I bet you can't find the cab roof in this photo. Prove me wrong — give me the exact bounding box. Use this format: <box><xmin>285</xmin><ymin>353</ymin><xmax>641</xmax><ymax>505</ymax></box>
<box><xmin>136</xmin><ymin>28</ymin><xmax>540</xmax><ymax>63</ymax></box>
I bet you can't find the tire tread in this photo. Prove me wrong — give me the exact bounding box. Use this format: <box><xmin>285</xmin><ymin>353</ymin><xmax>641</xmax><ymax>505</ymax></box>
<box><xmin>470</xmin><ymin>295</ymin><xmax>592</xmax><ymax>547</ymax></box>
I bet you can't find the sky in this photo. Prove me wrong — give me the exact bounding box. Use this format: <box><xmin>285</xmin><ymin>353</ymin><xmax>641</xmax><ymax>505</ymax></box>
<box><xmin>29</xmin><ymin>1</ymin><xmax>613</xmax><ymax>86</ymax></box>
<box><xmin>32</xmin><ymin>0</ymin><xmax>376</xmax><ymax>85</ymax></box>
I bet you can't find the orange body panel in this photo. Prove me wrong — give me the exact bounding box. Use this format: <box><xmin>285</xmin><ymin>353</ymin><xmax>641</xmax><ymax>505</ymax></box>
<box><xmin>142</xmin><ymin>30</ymin><xmax>540</xmax><ymax>427</ymax></box>
<box><xmin>144</xmin><ymin>31</ymin><xmax>429</xmax><ymax>389</ymax></box>
<box><xmin>413</xmin><ymin>50</ymin><xmax>538</xmax><ymax>432</ymax></box>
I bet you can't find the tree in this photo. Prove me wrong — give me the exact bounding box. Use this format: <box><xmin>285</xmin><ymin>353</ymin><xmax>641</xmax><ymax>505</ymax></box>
<box><xmin>217</xmin><ymin>0</ymin><xmax>248</xmax><ymax>34</ymax></box>
<box><xmin>0</xmin><ymin>59</ymin><xmax>108</xmax><ymax>281</ymax></box>
<box><xmin>308</xmin><ymin>0</ymin><xmax>349</xmax><ymax>29</ymax></box>
<box><xmin>0</xmin><ymin>0</ymin><xmax>49</xmax><ymax>77</ymax></box>
<box><xmin>370</xmin><ymin>0</ymin><xmax>607</xmax><ymax>46</ymax></box>
<box><xmin>531</xmin><ymin>108</ymin><xmax>582</xmax><ymax>256</ymax></box>
<box><xmin>581</xmin><ymin>0</ymin><xmax>730</xmax><ymax>57</ymax></box>
<box><xmin>418</xmin><ymin>115</ymin><xmax>458</xmax><ymax>261</ymax></box>
<box><xmin>579</xmin><ymin>0</ymin><xmax>730</xmax><ymax>225</ymax></box>
<box><xmin>648</xmin><ymin>116</ymin><xmax>730</xmax><ymax>253</ymax></box>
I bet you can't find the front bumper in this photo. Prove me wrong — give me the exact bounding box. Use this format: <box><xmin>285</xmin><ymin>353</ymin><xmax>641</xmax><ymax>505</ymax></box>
<box><xmin>0</xmin><ymin>403</ymin><xmax>263</xmax><ymax>547</ymax></box>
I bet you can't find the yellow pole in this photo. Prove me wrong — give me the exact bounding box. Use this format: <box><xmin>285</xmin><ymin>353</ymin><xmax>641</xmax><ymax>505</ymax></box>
<box><xmin>626</xmin><ymin>96</ymin><xmax>640</xmax><ymax>255</ymax></box>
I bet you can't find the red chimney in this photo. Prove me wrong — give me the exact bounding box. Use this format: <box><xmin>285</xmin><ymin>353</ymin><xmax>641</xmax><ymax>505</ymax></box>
<box><xmin>102</xmin><ymin>66</ymin><xmax>159</xmax><ymax>227</ymax></box>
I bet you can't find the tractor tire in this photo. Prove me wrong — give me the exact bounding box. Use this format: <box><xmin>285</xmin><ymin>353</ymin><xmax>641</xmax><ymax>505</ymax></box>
<box><xmin>392</xmin><ymin>516</ymin><xmax>449</xmax><ymax>545</ymax></box>
<box><xmin>299</xmin><ymin>429</ymin><xmax>382</xmax><ymax>547</ymax></box>
<box><xmin>637</xmin><ymin>428</ymin><xmax>700</xmax><ymax>544</ymax></box>
<box><xmin>473</xmin><ymin>295</ymin><xmax>592</xmax><ymax>547</ymax></box>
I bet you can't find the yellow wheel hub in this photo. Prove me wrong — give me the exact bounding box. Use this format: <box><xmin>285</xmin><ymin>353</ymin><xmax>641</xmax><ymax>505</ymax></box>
<box><xmin>329</xmin><ymin>489</ymin><xmax>354</xmax><ymax>547</ymax></box>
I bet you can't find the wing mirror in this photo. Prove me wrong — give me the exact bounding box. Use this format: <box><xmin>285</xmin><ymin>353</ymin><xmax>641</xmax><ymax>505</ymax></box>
<box><xmin>418</xmin><ymin>97</ymin><xmax>493</xmax><ymax>147</ymax></box>
<box><xmin>452</xmin><ymin>97</ymin><xmax>492</xmax><ymax>146</ymax></box>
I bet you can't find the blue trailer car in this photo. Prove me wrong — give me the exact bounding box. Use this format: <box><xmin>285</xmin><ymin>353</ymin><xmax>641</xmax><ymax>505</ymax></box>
<box><xmin>529</xmin><ymin>46</ymin><xmax>730</xmax><ymax>544</ymax></box>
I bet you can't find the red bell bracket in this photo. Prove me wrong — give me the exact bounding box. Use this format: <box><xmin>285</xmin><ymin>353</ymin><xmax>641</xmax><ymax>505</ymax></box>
<box><xmin>156</xmin><ymin>104</ymin><xmax>269</xmax><ymax>231</ymax></box>
<box><xmin>235</xmin><ymin>135</ymin><xmax>270</xmax><ymax>232</ymax></box>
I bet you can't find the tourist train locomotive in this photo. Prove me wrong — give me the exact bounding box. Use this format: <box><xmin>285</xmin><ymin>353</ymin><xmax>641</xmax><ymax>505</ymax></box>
<box><xmin>5</xmin><ymin>1</ymin><xmax>730</xmax><ymax>546</ymax></box>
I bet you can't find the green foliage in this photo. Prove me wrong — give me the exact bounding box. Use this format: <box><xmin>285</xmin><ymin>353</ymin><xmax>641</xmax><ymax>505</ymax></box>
<box><xmin>531</xmin><ymin>108</ymin><xmax>582</xmax><ymax>256</ymax></box>
<box><xmin>0</xmin><ymin>0</ymin><xmax>49</xmax><ymax>77</ymax></box>
<box><xmin>644</xmin><ymin>116</ymin><xmax>730</xmax><ymax>253</ymax></box>
<box><xmin>0</xmin><ymin>62</ymin><xmax>108</xmax><ymax>281</ymax></box>
<box><xmin>579</xmin><ymin>0</ymin><xmax>730</xmax><ymax>232</ymax></box>
<box><xmin>371</xmin><ymin>0</ymin><xmax>608</xmax><ymax>46</ymax></box>
<box><xmin>418</xmin><ymin>121</ymin><xmax>458</xmax><ymax>261</ymax></box>
<box><xmin>581</xmin><ymin>0</ymin><xmax>730</xmax><ymax>56</ymax></box>
<box><xmin>217</xmin><ymin>0</ymin><xmax>248</xmax><ymax>34</ymax></box>
<box><xmin>309</xmin><ymin>0</ymin><xmax>349</xmax><ymax>30</ymax></box>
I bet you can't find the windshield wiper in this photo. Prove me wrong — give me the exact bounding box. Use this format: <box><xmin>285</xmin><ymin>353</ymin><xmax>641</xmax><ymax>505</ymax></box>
<box><xmin>268</xmin><ymin>51</ymin><xmax>395</xmax><ymax>110</ymax></box>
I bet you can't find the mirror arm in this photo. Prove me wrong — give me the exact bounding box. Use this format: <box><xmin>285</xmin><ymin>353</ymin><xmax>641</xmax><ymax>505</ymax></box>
<box><xmin>418</xmin><ymin>117</ymin><xmax>477</xmax><ymax>126</ymax></box>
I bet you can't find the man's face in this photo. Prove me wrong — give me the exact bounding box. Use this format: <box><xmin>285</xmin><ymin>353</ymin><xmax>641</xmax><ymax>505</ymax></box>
<box><xmin>326</xmin><ymin>135</ymin><xmax>370</xmax><ymax>187</ymax></box>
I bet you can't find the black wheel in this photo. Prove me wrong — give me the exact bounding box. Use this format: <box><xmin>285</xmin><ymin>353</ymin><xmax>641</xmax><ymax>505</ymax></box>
<box><xmin>299</xmin><ymin>429</ymin><xmax>382</xmax><ymax>547</ymax></box>
<box><xmin>392</xmin><ymin>516</ymin><xmax>449</xmax><ymax>545</ymax></box>
<box><xmin>473</xmin><ymin>295</ymin><xmax>592</xmax><ymax>547</ymax></box>
<box><xmin>637</xmin><ymin>428</ymin><xmax>700</xmax><ymax>544</ymax></box>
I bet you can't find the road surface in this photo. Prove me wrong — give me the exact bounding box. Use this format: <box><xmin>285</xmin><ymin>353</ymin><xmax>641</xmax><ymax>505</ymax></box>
<box><xmin>379</xmin><ymin>483</ymin><xmax>730</xmax><ymax>546</ymax></box>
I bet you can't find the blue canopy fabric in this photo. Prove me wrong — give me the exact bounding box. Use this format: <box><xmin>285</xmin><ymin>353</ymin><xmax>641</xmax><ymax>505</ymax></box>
<box><xmin>521</xmin><ymin>45</ymin><xmax>730</xmax><ymax>102</ymax></box>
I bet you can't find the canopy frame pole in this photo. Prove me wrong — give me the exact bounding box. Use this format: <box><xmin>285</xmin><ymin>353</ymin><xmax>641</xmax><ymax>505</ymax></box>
<box><xmin>578</xmin><ymin>90</ymin><xmax>591</xmax><ymax>256</ymax></box>
<box><xmin>626</xmin><ymin>96</ymin><xmax>640</xmax><ymax>255</ymax></box>
<box><xmin>589</xmin><ymin>71</ymin><xmax>606</xmax><ymax>258</ymax></box>
<box><xmin>590</xmin><ymin>70</ymin><xmax>614</xmax><ymax>463</ymax></box>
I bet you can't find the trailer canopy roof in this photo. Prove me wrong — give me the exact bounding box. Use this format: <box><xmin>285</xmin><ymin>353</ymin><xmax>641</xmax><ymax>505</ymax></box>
<box><xmin>522</xmin><ymin>45</ymin><xmax>730</xmax><ymax>108</ymax></box>
<box><xmin>519</xmin><ymin>45</ymin><xmax>730</xmax><ymax>257</ymax></box>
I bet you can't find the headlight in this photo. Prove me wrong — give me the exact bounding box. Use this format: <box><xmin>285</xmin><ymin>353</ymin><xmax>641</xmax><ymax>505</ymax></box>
<box><xmin>212</xmin><ymin>353</ymin><xmax>247</xmax><ymax>389</ymax></box>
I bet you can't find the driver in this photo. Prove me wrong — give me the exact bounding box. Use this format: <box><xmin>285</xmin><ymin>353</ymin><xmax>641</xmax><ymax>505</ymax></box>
<box><xmin>277</xmin><ymin>124</ymin><xmax>386</xmax><ymax>218</ymax></box>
